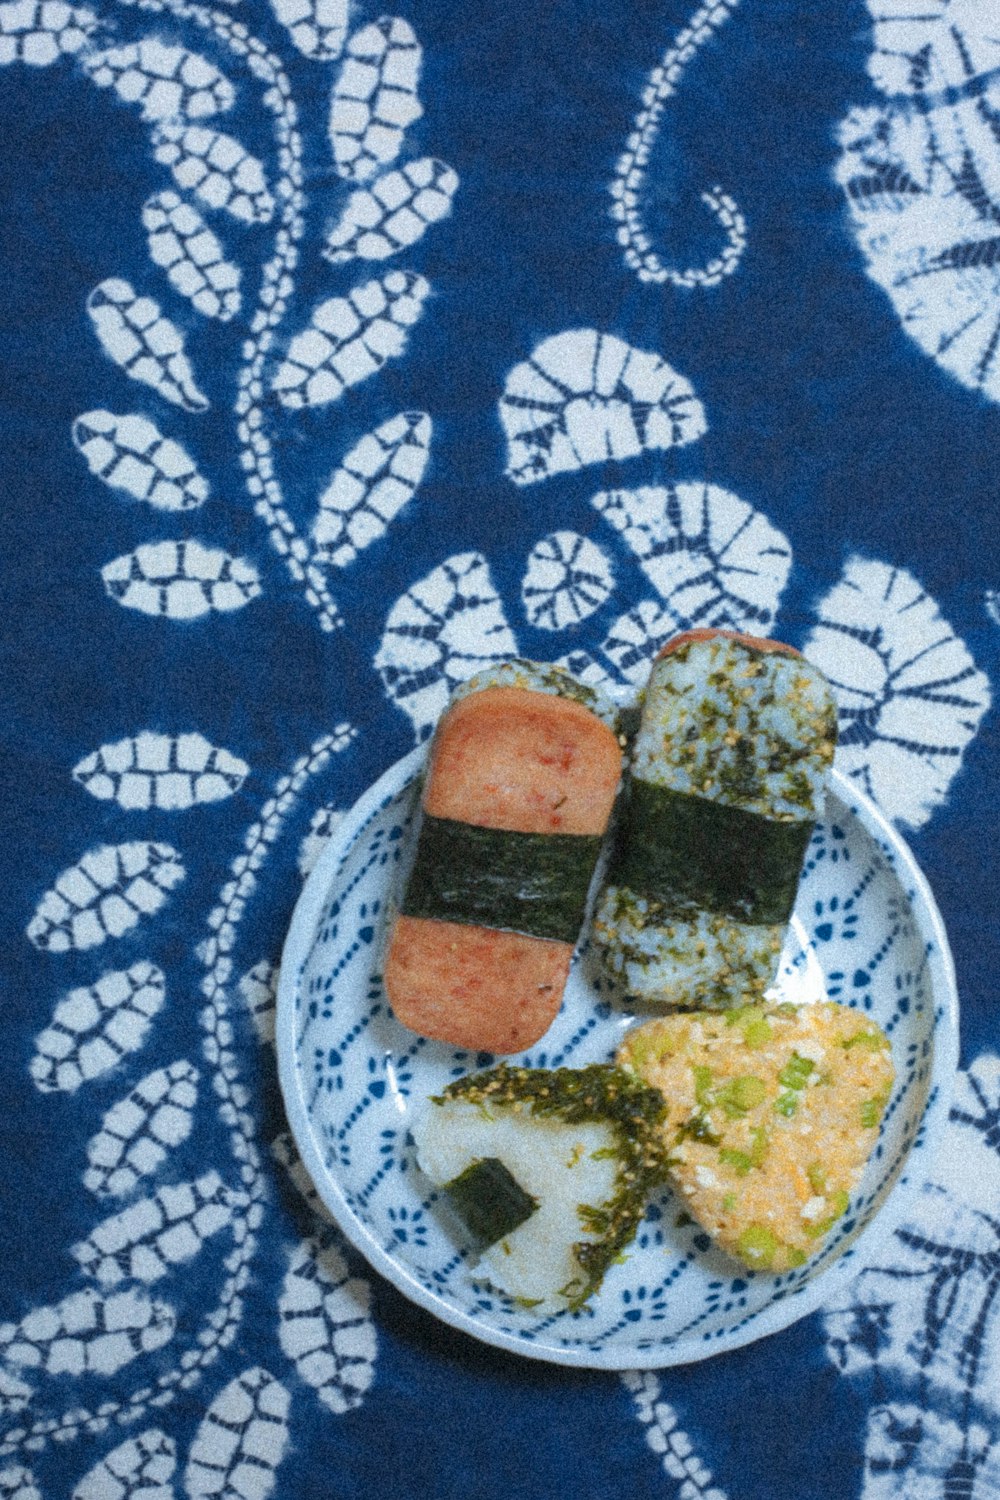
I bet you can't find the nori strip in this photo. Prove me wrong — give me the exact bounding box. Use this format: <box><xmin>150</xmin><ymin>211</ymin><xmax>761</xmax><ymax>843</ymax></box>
<box><xmin>443</xmin><ymin>1157</ymin><xmax>539</xmax><ymax>1249</ymax></box>
<box><xmin>401</xmin><ymin>814</ymin><xmax>603</xmax><ymax>943</ymax></box>
<box><xmin>610</xmin><ymin>778</ymin><xmax>814</xmax><ymax>926</ymax></box>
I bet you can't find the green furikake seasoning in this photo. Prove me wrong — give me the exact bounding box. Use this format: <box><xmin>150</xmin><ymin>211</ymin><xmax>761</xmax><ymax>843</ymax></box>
<box><xmin>401</xmin><ymin>814</ymin><xmax>602</xmax><ymax>943</ymax></box>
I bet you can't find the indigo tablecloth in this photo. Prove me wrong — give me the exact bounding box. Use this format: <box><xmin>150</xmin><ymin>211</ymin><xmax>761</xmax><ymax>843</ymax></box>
<box><xmin>2</xmin><ymin>0</ymin><xmax>999</xmax><ymax>1495</ymax></box>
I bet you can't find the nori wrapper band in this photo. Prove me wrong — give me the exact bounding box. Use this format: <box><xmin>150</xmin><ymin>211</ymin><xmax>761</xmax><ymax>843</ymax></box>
<box><xmin>401</xmin><ymin>814</ymin><xmax>603</xmax><ymax>944</ymax></box>
<box><xmin>610</xmin><ymin>777</ymin><xmax>814</xmax><ymax>926</ymax></box>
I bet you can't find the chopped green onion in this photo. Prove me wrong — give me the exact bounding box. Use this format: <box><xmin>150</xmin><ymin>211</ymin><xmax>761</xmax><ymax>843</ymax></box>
<box><xmin>843</xmin><ymin>1029</ymin><xmax>888</xmax><ymax>1051</ymax></box>
<box><xmin>778</xmin><ymin>1052</ymin><xmax>814</xmax><ymax>1090</ymax></box>
<box><xmin>807</xmin><ymin>1162</ymin><xmax>828</xmax><ymax>1195</ymax></box>
<box><xmin>860</xmin><ymin>1093</ymin><xmax>889</xmax><ymax>1129</ymax></box>
<box><xmin>736</xmin><ymin>1223</ymin><xmax>778</xmax><ymax>1268</ymax></box>
<box><xmin>693</xmin><ymin>1064</ymin><xmax>715</xmax><ymax>1108</ymax></box>
<box><xmin>717</xmin><ymin>1075</ymin><xmax>767</xmax><ymax>1116</ymax></box>
<box><xmin>724</xmin><ymin>1006</ymin><xmax>774</xmax><ymax>1049</ymax></box>
<box><xmin>805</xmin><ymin>1189</ymin><xmax>850</xmax><ymax>1239</ymax></box>
<box><xmin>749</xmin><ymin>1126</ymin><xmax>769</xmax><ymax>1167</ymax></box>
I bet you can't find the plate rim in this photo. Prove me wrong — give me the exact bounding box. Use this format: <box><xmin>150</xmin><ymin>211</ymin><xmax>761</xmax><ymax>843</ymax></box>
<box><xmin>276</xmin><ymin>750</ymin><xmax>960</xmax><ymax>1369</ymax></box>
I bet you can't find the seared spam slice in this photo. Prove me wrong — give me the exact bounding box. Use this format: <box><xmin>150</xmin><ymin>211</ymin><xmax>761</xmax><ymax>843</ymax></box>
<box><xmin>412</xmin><ymin>1063</ymin><xmax>674</xmax><ymax>1311</ymax></box>
<box><xmin>384</xmin><ymin>661</ymin><xmax>622</xmax><ymax>1053</ymax></box>
<box><xmin>593</xmin><ymin>630</ymin><xmax>838</xmax><ymax>1008</ymax></box>
<box><xmin>616</xmin><ymin>1001</ymin><xmax>894</xmax><ymax>1272</ymax></box>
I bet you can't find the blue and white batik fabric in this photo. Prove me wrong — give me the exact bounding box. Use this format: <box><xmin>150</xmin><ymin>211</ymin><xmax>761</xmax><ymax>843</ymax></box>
<box><xmin>0</xmin><ymin>0</ymin><xmax>998</xmax><ymax>1496</ymax></box>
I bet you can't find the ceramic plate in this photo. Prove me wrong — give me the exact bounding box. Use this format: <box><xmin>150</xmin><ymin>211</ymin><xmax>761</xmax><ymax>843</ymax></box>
<box><xmin>276</xmin><ymin>749</ymin><xmax>958</xmax><ymax>1368</ymax></box>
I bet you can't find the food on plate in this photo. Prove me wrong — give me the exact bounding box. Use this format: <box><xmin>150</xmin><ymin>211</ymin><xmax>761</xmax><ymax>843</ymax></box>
<box><xmin>384</xmin><ymin>660</ymin><xmax>623</xmax><ymax>1053</ymax></box>
<box><xmin>411</xmin><ymin>1062</ymin><xmax>675</xmax><ymax>1311</ymax></box>
<box><xmin>616</xmin><ymin>1001</ymin><xmax>894</xmax><ymax>1271</ymax></box>
<box><xmin>592</xmin><ymin>629</ymin><xmax>838</xmax><ymax>1008</ymax></box>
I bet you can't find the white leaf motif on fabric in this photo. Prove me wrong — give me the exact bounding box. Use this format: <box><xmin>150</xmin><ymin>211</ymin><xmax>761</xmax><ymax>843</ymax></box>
<box><xmin>278</xmin><ymin>1237</ymin><xmax>376</xmax><ymax>1414</ymax></box>
<box><xmin>87</xmin><ymin>280</ymin><xmax>209</xmax><ymax>413</ymax></box>
<box><xmin>272</xmin><ymin>272</ymin><xmax>429</xmax><ymax>410</ymax></box>
<box><xmin>102</xmin><ymin>541</ymin><xmax>261</xmax><ymax>619</ymax></box>
<box><xmin>592</xmin><ymin>482</ymin><xmax>792</xmax><ymax>634</ymax></box>
<box><xmin>31</xmin><ymin>961</ymin><xmax>166</xmax><ymax>1094</ymax></box>
<box><xmin>609</xmin><ymin>0</ymin><xmax>745</xmax><ymax>287</ymax></box>
<box><xmin>521</xmin><ymin>531</ymin><xmax>614</xmax><ymax>630</ymax></box>
<box><xmin>837</xmin><ymin>4</ymin><xmax>1000</xmax><ymax>401</ymax></box>
<box><xmin>73</xmin><ymin>410</ymin><xmax>209</xmax><ymax>511</ymax></box>
<box><xmin>598</xmin><ymin>598</ymin><xmax>682</xmax><ymax>684</ymax></box>
<box><xmin>183</xmin><ymin>1367</ymin><xmax>290</xmax><ymax>1500</ymax></box>
<box><xmin>329</xmin><ymin>16</ymin><xmax>422</xmax><ymax>182</ymax></box>
<box><xmin>143</xmin><ymin>192</ymin><xmax>241</xmax><ymax>320</ymax></box>
<box><xmin>83</xmin><ymin>1060</ymin><xmax>199</xmax><ymax>1198</ymax></box>
<box><xmin>152</xmin><ymin>122</ymin><xmax>274</xmax><ymax>224</ymax></box>
<box><xmin>27</xmin><ymin>844</ymin><xmax>184</xmax><ymax>952</ymax></box>
<box><xmin>270</xmin><ymin>0</ymin><xmax>347</xmax><ymax>60</ymax></box>
<box><xmin>73</xmin><ymin>731</ymin><xmax>249</xmax><ymax>810</ymax></box>
<box><xmin>552</xmin><ymin>647</ymin><xmax>616</xmax><ymax>691</ymax></box>
<box><xmin>312</xmin><ymin>411</ymin><xmax>431</xmax><ymax>567</ymax></box>
<box><xmin>0</xmin><ymin>1288</ymin><xmax>175</xmax><ymax>1377</ymax></box>
<box><xmin>81</xmin><ymin>41</ymin><xmax>234</xmax><ymax>121</ymax></box>
<box><xmin>324</xmin><ymin>157</ymin><xmax>458</xmax><ymax>263</ymax></box>
<box><xmin>621</xmin><ymin>1371</ymin><xmax>727</xmax><ymax>1500</ymax></box>
<box><xmin>860</xmin><ymin>1406</ymin><xmax>996</xmax><ymax>1500</ymax></box>
<box><xmin>71</xmin><ymin>1429</ymin><xmax>176</xmax><ymax>1500</ymax></box>
<box><xmin>272</xmin><ymin>1131</ymin><xmax>329</xmax><ymax>1222</ymax></box>
<box><xmin>822</xmin><ymin>1055</ymin><xmax>1000</xmax><ymax>1497</ymax></box>
<box><xmin>0</xmin><ymin>1368</ymin><xmax>33</xmax><ymax>1423</ymax></box>
<box><xmin>0</xmin><ymin>0</ymin><xmax>95</xmax><ymax>67</ymax></box>
<box><xmin>499</xmin><ymin>329</ymin><xmax>706</xmax><ymax>485</ymax></box>
<box><xmin>0</xmin><ymin>1465</ymin><xmax>41</xmax><ymax>1500</ymax></box>
<box><xmin>804</xmin><ymin>556</ymin><xmax>991</xmax><ymax>828</ymax></box>
<box><xmin>197</xmin><ymin>727</ymin><xmax>356</xmax><ymax>992</ymax></box>
<box><xmin>238</xmin><ymin>959</ymin><xmax>277</xmax><ymax>1045</ymax></box>
<box><xmin>72</xmin><ymin>1171</ymin><xmax>244</xmax><ymax>1285</ymax></box>
<box><xmin>375</xmin><ymin>551</ymin><xmax>519</xmax><ymax>738</ymax></box>
<box><xmin>864</xmin><ymin>0</ymin><xmax>1000</xmax><ymax>98</ymax></box>
<box><xmin>297</xmin><ymin>806</ymin><xmax>345</xmax><ymax>877</ymax></box>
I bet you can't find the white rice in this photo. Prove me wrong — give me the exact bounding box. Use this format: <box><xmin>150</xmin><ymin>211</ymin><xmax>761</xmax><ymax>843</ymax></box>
<box><xmin>412</xmin><ymin>1097</ymin><xmax>621</xmax><ymax>1311</ymax></box>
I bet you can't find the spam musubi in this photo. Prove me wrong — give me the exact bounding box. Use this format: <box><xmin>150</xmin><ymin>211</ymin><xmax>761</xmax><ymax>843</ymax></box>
<box><xmin>412</xmin><ymin>1062</ymin><xmax>674</xmax><ymax>1310</ymax></box>
<box><xmin>592</xmin><ymin>630</ymin><xmax>838</xmax><ymax>1009</ymax></box>
<box><xmin>384</xmin><ymin>660</ymin><xmax>622</xmax><ymax>1053</ymax></box>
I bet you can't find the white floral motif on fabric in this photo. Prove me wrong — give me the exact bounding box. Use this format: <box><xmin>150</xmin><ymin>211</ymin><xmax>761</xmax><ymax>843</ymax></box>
<box><xmin>837</xmin><ymin>0</ymin><xmax>1000</xmax><ymax>401</ymax></box>
<box><xmin>822</xmin><ymin>1055</ymin><xmax>1000</xmax><ymax>1499</ymax></box>
<box><xmin>805</xmin><ymin>556</ymin><xmax>991</xmax><ymax>828</ymax></box>
<box><xmin>499</xmin><ymin>329</ymin><xmax>706</xmax><ymax>485</ymax></box>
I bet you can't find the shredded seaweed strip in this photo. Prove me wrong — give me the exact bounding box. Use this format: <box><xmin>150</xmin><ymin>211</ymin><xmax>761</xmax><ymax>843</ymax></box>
<box><xmin>402</xmin><ymin>815</ymin><xmax>603</xmax><ymax>943</ymax></box>
<box><xmin>434</xmin><ymin>1063</ymin><xmax>675</xmax><ymax>1311</ymax></box>
<box><xmin>610</xmin><ymin>778</ymin><xmax>814</xmax><ymax>925</ymax></box>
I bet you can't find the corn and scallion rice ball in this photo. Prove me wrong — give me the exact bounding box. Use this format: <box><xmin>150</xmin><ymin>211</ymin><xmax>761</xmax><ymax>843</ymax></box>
<box><xmin>616</xmin><ymin>1001</ymin><xmax>894</xmax><ymax>1272</ymax></box>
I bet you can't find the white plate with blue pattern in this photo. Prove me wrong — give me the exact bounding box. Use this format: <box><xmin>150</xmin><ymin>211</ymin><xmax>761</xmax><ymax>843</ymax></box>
<box><xmin>276</xmin><ymin>749</ymin><xmax>959</xmax><ymax>1367</ymax></box>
